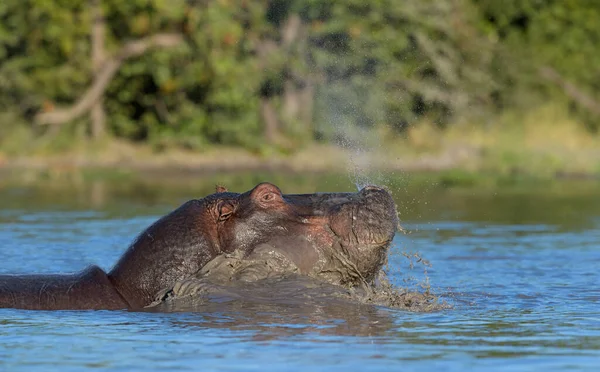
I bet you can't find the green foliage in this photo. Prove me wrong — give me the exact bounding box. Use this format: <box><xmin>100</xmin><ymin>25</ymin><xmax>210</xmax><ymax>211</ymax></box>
<box><xmin>0</xmin><ymin>0</ymin><xmax>269</xmax><ymax>150</ymax></box>
<box><xmin>304</xmin><ymin>0</ymin><xmax>497</xmax><ymax>142</ymax></box>
<box><xmin>0</xmin><ymin>0</ymin><xmax>598</xmax><ymax>153</ymax></box>
<box><xmin>101</xmin><ymin>0</ymin><xmax>268</xmax><ymax>149</ymax></box>
<box><xmin>474</xmin><ymin>0</ymin><xmax>600</xmax><ymax>130</ymax></box>
<box><xmin>0</xmin><ymin>0</ymin><xmax>89</xmax><ymax>116</ymax></box>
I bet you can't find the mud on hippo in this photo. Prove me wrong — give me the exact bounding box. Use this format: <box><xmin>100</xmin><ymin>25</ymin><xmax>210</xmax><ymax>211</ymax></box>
<box><xmin>0</xmin><ymin>182</ymin><xmax>398</xmax><ymax>311</ymax></box>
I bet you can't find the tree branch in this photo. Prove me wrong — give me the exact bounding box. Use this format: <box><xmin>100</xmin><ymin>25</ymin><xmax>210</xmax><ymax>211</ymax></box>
<box><xmin>413</xmin><ymin>31</ymin><xmax>459</xmax><ymax>86</ymax></box>
<box><xmin>539</xmin><ymin>66</ymin><xmax>600</xmax><ymax>116</ymax></box>
<box><xmin>90</xmin><ymin>0</ymin><xmax>107</xmax><ymax>138</ymax></box>
<box><xmin>35</xmin><ymin>33</ymin><xmax>184</xmax><ymax>126</ymax></box>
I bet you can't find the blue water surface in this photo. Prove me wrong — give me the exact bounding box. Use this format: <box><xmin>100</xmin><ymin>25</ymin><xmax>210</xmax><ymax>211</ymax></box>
<box><xmin>0</xmin><ymin>180</ymin><xmax>599</xmax><ymax>371</ymax></box>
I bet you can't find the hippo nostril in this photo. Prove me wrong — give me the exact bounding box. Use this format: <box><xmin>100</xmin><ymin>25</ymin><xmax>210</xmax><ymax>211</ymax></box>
<box><xmin>361</xmin><ymin>185</ymin><xmax>384</xmax><ymax>194</ymax></box>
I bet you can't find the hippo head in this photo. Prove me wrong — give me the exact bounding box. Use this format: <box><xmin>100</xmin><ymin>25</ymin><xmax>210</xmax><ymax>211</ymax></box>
<box><xmin>110</xmin><ymin>182</ymin><xmax>398</xmax><ymax>307</ymax></box>
<box><xmin>206</xmin><ymin>183</ymin><xmax>399</xmax><ymax>286</ymax></box>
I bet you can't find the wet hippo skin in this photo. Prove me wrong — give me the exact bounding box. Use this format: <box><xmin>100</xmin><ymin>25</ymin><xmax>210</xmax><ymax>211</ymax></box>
<box><xmin>0</xmin><ymin>183</ymin><xmax>398</xmax><ymax>310</ymax></box>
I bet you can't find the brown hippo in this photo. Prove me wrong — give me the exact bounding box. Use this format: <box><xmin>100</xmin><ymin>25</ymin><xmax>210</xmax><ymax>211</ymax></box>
<box><xmin>0</xmin><ymin>182</ymin><xmax>398</xmax><ymax>311</ymax></box>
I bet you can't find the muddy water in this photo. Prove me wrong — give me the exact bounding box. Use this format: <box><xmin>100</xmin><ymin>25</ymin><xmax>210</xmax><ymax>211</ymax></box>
<box><xmin>0</xmin><ymin>173</ymin><xmax>599</xmax><ymax>371</ymax></box>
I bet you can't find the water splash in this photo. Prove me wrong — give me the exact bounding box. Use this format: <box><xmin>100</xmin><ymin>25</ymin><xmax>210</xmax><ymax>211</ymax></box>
<box><xmin>347</xmin><ymin>147</ymin><xmax>371</xmax><ymax>191</ymax></box>
<box><xmin>318</xmin><ymin>82</ymin><xmax>392</xmax><ymax>190</ymax></box>
<box><xmin>340</xmin><ymin>133</ymin><xmax>389</xmax><ymax>192</ymax></box>
<box><xmin>328</xmin><ymin>117</ymin><xmax>383</xmax><ymax>191</ymax></box>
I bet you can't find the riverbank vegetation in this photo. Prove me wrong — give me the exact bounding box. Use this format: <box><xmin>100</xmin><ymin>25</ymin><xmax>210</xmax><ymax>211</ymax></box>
<box><xmin>1</xmin><ymin>0</ymin><xmax>599</xmax><ymax>178</ymax></box>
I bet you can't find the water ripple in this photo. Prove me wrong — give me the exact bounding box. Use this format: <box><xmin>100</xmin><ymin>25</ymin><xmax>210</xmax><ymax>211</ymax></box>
<box><xmin>0</xmin><ymin>197</ymin><xmax>599</xmax><ymax>371</ymax></box>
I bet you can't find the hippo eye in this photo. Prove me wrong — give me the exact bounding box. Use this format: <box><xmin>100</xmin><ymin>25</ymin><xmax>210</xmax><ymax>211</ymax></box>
<box><xmin>262</xmin><ymin>193</ymin><xmax>274</xmax><ymax>201</ymax></box>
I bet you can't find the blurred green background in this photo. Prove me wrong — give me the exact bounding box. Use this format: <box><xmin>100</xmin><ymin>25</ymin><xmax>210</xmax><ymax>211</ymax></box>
<box><xmin>0</xmin><ymin>0</ymin><xmax>599</xmax><ymax>180</ymax></box>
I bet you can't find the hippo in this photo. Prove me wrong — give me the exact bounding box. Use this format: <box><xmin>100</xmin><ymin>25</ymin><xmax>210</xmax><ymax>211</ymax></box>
<box><xmin>0</xmin><ymin>182</ymin><xmax>398</xmax><ymax>311</ymax></box>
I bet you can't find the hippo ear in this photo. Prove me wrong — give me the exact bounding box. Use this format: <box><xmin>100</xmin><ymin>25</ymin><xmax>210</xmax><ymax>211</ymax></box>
<box><xmin>215</xmin><ymin>185</ymin><xmax>228</xmax><ymax>193</ymax></box>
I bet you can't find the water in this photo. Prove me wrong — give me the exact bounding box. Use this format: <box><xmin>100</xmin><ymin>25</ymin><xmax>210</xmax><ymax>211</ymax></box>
<box><xmin>0</xmin><ymin>174</ymin><xmax>599</xmax><ymax>371</ymax></box>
